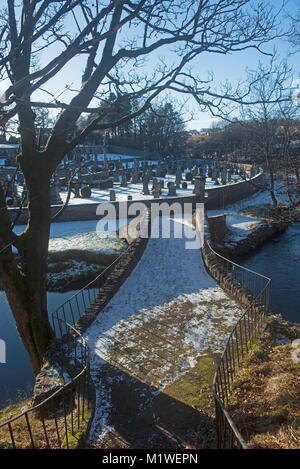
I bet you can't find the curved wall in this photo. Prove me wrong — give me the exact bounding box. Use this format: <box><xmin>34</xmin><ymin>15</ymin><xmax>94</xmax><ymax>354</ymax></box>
<box><xmin>9</xmin><ymin>171</ymin><xmax>265</xmax><ymax>225</ymax></box>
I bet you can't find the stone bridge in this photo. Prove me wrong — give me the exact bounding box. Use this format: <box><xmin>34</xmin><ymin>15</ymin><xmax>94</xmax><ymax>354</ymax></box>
<box><xmin>83</xmin><ymin>215</ymin><xmax>244</xmax><ymax>449</ymax></box>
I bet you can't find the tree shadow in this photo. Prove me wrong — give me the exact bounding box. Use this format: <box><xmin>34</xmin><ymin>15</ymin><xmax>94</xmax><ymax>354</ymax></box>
<box><xmin>89</xmin><ymin>362</ymin><xmax>217</xmax><ymax>449</ymax></box>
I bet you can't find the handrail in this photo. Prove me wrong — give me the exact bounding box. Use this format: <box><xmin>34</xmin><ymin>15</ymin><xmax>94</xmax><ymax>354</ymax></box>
<box><xmin>204</xmin><ymin>240</ymin><xmax>271</xmax><ymax>449</ymax></box>
<box><xmin>206</xmin><ymin>240</ymin><xmax>271</xmax><ymax>282</ymax></box>
<box><xmin>0</xmin><ymin>318</ymin><xmax>93</xmax><ymax>449</ymax></box>
<box><xmin>50</xmin><ymin>208</ymin><xmax>150</xmax><ymax>337</ymax></box>
<box><xmin>51</xmin><ymin>243</ymin><xmax>131</xmax><ymax>320</ymax></box>
<box><xmin>0</xmin><ymin>208</ymin><xmax>150</xmax><ymax>449</ymax></box>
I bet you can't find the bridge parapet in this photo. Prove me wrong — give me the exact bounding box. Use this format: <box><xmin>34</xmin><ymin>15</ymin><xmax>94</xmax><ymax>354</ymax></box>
<box><xmin>195</xmin><ymin>206</ymin><xmax>271</xmax><ymax>449</ymax></box>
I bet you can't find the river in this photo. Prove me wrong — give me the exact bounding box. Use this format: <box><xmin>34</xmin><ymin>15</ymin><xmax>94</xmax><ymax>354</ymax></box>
<box><xmin>1</xmin><ymin>209</ymin><xmax>299</xmax><ymax>409</ymax></box>
<box><xmin>0</xmin><ymin>218</ymin><xmax>127</xmax><ymax>409</ymax></box>
<box><xmin>239</xmin><ymin>221</ymin><xmax>300</xmax><ymax>325</ymax></box>
<box><xmin>0</xmin><ymin>290</ymin><xmax>80</xmax><ymax>408</ymax></box>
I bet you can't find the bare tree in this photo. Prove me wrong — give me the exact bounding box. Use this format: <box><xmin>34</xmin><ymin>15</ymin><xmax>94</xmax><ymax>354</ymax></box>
<box><xmin>0</xmin><ymin>0</ymin><xmax>284</xmax><ymax>371</ymax></box>
<box><xmin>236</xmin><ymin>58</ymin><xmax>299</xmax><ymax>208</ymax></box>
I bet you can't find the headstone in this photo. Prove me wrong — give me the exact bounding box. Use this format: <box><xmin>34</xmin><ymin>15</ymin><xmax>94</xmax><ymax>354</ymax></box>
<box><xmin>110</xmin><ymin>189</ymin><xmax>116</xmax><ymax>201</ymax></box>
<box><xmin>142</xmin><ymin>173</ymin><xmax>150</xmax><ymax>195</ymax></box>
<box><xmin>50</xmin><ymin>180</ymin><xmax>63</xmax><ymax>205</ymax></box>
<box><xmin>228</xmin><ymin>169</ymin><xmax>232</xmax><ymax>183</ymax></box>
<box><xmin>193</xmin><ymin>176</ymin><xmax>206</xmax><ymax>202</ymax></box>
<box><xmin>152</xmin><ymin>178</ymin><xmax>160</xmax><ymax>198</ymax></box>
<box><xmin>120</xmin><ymin>169</ymin><xmax>128</xmax><ymax>187</ymax></box>
<box><xmin>73</xmin><ymin>182</ymin><xmax>80</xmax><ymax>198</ymax></box>
<box><xmin>221</xmin><ymin>168</ymin><xmax>227</xmax><ymax>186</ymax></box>
<box><xmin>175</xmin><ymin>168</ymin><xmax>181</xmax><ymax>188</ymax></box>
<box><xmin>212</xmin><ymin>168</ymin><xmax>219</xmax><ymax>185</ymax></box>
<box><xmin>132</xmin><ymin>158</ymin><xmax>138</xmax><ymax>184</ymax></box>
<box><xmin>168</xmin><ymin>182</ymin><xmax>177</xmax><ymax>196</ymax></box>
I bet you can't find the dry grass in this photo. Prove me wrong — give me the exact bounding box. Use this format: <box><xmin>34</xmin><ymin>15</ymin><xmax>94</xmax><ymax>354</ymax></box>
<box><xmin>228</xmin><ymin>315</ymin><xmax>300</xmax><ymax>449</ymax></box>
<box><xmin>0</xmin><ymin>397</ymin><xmax>92</xmax><ymax>449</ymax></box>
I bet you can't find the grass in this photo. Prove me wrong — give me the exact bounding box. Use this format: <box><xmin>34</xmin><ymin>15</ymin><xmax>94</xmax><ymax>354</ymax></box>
<box><xmin>227</xmin><ymin>315</ymin><xmax>300</xmax><ymax>449</ymax></box>
<box><xmin>46</xmin><ymin>250</ymin><xmax>119</xmax><ymax>290</ymax></box>
<box><xmin>0</xmin><ymin>396</ymin><xmax>92</xmax><ymax>449</ymax></box>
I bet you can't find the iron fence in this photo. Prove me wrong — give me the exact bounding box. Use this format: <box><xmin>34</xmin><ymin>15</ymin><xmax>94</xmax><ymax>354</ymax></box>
<box><xmin>0</xmin><ymin>320</ymin><xmax>93</xmax><ymax>449</ymax></box>
<box><xmin>0</xmin><ymin>210</ymin><xmax>150</xmax><ymax>449</ymax></box>
<box><xmin>204</xmin><ymin>241</ymin><xmax>271</xmax><ymax>449</ymax></box>
<box><xmin>51</xmin><ymin>247</ymin><xmax>130</xmax><ymax>337</ymax></box>
<box><xmin>51</xmin><ymin>208</ymin><xmax>151</xmax><ymax>337</ymax></box>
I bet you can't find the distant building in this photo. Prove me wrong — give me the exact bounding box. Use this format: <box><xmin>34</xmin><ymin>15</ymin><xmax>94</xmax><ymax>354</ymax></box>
<box><xmin>188</xmin><ymin>129</ymin><xmax>200</xmax><ymax>136</ymax></box>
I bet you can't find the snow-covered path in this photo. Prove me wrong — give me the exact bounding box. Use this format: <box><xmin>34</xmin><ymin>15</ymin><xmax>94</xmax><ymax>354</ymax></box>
<box><xmin>84</xmin><ymin>217</ymin><xmax>243</xmax><ymax>448</ymax></box>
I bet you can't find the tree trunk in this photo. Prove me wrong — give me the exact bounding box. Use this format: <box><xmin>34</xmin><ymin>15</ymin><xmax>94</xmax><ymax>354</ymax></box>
<box><xmin>0</xmin><ymin>168</ymin><xmax>55</xmax><ymax>374</ymax></box>
<box><xmin>1</xmin><ymin>273</ymin><xmax>53</xmax><ymax>374</ymax></box>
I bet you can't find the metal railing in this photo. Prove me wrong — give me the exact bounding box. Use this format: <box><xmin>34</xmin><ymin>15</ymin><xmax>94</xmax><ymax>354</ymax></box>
<box><xmin>204</xmin><ymin>241</ymin><xmax>271</xmax><ymax>449</ymax></box>
<box><xmin>0</xmin><ymin>320</ymin><xmax>93</xmax><ymax>449</ymax></box>
<box><xmin>51</xmin><ymin>207</ymin><xmax>151</xmax><ymax>337</ymax></box>
<box><xmin>0</xmin><ymin>248</ymin><xmax>131</xmax><ymax>449</ymax></box>
<box><xmin>51</xmin><ymin>246</ymin><xmax>131</xmax><ymax>337</ymax></box>
<box><xmin>0</xmin><ymin>209</ymin><xmax>151</xmax><ymax>449</ymax></box>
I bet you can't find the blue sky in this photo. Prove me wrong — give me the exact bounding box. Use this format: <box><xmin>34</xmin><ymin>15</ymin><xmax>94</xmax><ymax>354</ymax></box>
<box><xmin>2</xmin><ymin>0</ymin><xmax>300</xmax><ymax>131</ymax></box>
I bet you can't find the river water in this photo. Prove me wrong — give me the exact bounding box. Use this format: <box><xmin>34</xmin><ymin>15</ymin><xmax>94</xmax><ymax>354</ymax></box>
<box><xmin>0</xmin><ymin>290</ymin><xmax>81</xmax><ymax>408</ymax></box>
<box><xmin>239</xmin><ymin>221</ymin><xmax>300</xmax><ymax>325</ymax></box>
<box><xmin>0</xmin><ymin>211</ymin><xmax>299</xmax><ymax>408</ymax></box>
<box><xmin>0</xmin><ymin>218</ymin><xmax>127</xmax><ymax>409</ymax></box>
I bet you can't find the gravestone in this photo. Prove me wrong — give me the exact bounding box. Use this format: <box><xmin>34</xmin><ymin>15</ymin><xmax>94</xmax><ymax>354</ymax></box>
<box><xmin>221</xmin><ymin>168</ymin><xmax>227</xmax><ymax>186</ymax></box>
<box><xmin>152</xmin><ymin>178</ymin><xmax>160</xmax><ymax>198</ymax></box>
<box><xmin>132</xmin><ymin>159</ymin><xmax>138</xmax><ymax>184</ymax></box>
<box><xmin>110</xmin><ymin>189</ymin><xmax>116</xmax><ymax>201</ymax></box>
<box><xmin>193</xmin><ymin>176</ymin><xmax>206</xmax><ymax>202</ymax></box>
<box><xmin>120</xmin><ymin>170</ymin><xmax>128</xmax><ymax>187</ymax></box>
<box><xmin>168</xmin><ymin>182</ymin><xmax>176</xmax><ymax>196</ymax></box>
<box><xmin>73</xmin><ymin>182</ymin><xmax>80</xmax><ymax>198</ymax></box>
<box><xmin>175</xmin><ymin>168</ymin><xmax>181</xmax><ymax>189</ymax></box>
<box><xmin>142</xmin><ymin>173</ymin><xmax>150</xmax><ymax>195</ymax></box>
<box><xmin>50</xmin><ymin>180</ymin><xmax>63</xmax><ymax>205</ymax></box>
<box><xmin>227</xmin><ymin>169</ymin><xmax>232</xmax><ymax>183</ymax></box>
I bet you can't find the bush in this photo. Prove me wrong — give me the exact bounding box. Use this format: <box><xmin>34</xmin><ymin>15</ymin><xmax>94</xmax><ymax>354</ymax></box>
<box><xmin>80</xmin><ymin>185</ymin><xmax>92</xmax><ymax>198</ymax></box>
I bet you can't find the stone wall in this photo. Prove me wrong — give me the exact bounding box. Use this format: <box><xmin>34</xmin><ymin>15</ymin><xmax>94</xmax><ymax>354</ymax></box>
<box><xmin>197</xmin><ymin>209</ymin><xmax>265</xmax><ymax>309</ymax></box>
<box><xmin>205</xmin><ymin>172</ymin><xmax>265</xmax><ymax>209</ymax></box>
<box><xmin>75</xmin><ymin>207</ymin><xmax>151</xmax><ymax>334</ymax></box>
<box><xmin>215</xmin><ymin>220</ymin><xmax>289</xmax><ymax>261</ymax></box>
<box><xmin>9</xmin><ymin>196</ymin><xmax>198</xmax><ymax>225</ymax></box>
<box><xmin>33</xmin><ymin>208</ymin><xmax>151</xmax><ymax>414</ymax></box>
<box><xmin>207</xmin><ymin>214</ymin><xmax>227</xmax><ymax>245</ymax></box>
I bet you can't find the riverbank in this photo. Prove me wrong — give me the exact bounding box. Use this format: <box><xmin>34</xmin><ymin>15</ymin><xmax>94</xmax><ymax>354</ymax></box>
<box><xmin>212</xmin><ymin>202</ymin><xmax>299</xmax><ymax>262</ymax></box>
<box><xmin>227</xmin><ymin>315</ymin><xmax>300</xmax><ymax>449</ymax></box>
